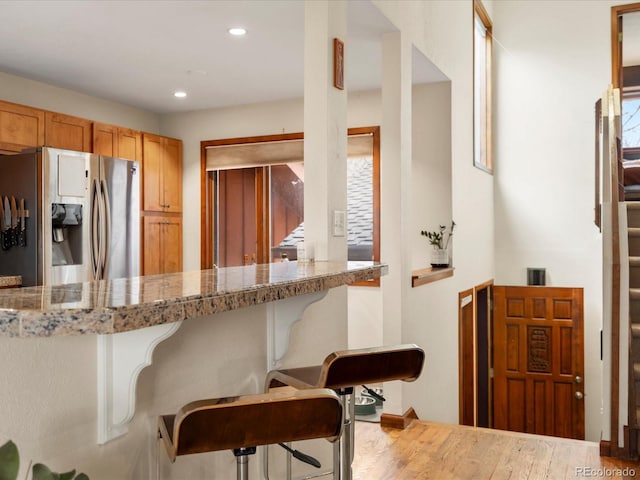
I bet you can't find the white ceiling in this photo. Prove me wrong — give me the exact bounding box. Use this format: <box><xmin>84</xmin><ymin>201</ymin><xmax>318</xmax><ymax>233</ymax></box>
<box><xmin>0</xmin><ymin>0</ymin><xmax>447</xmax><ymax>115</ymax></box>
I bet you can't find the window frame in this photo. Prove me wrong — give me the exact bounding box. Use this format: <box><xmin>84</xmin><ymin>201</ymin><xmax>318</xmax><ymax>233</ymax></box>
<box><xmin>200</xmin><ymin>126</ymin><xmax>381</xmax><ymax>286</ymax></box>
<box><xmin>473</xmin><ymin>0</ymin><xmax>493</xmax><ymax>174</ymax></box>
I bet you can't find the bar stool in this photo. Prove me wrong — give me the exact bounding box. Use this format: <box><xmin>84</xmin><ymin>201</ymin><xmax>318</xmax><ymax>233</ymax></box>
<box><xmin>158</xmin><ymin>388</ymin><xmax>343</xmax><ymax>480</ymax></box>
<box><xmin>265</xmin><ymin>344</ymin><xmax>425</xmax><ymax>480</ymax></box>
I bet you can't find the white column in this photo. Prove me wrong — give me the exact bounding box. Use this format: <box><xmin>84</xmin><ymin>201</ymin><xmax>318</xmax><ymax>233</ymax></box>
<box><xmin>381</xmin><ymin>32</ymin><xmax>413</xmax><ymax>416</ymax></box>
<box><xmin>304</xmin><ymin>0</ymin><xmax>348</xmax><ymax>262</ymax></box>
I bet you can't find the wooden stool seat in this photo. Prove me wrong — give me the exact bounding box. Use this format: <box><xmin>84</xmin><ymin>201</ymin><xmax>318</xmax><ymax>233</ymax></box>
<box><xmin>266</xmin><ymin>344</ymin><xmax>425</xmax><ymax>391</ymax></box>
<box><xmin>158</xmin><ymin>388</ymin><xmax>343</xmax><ymax>479</ymax></box>
<box><xmin>264</xmin><ymin>344</ymin><xmax>425</xmax><ymax>480</ymax></box>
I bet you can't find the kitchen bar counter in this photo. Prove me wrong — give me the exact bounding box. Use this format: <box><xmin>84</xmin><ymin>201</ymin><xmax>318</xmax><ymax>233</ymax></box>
<box><xmin>0</xmin><ymin>261</ymin><xmax>387</xmax><ymax>338</ymax></box>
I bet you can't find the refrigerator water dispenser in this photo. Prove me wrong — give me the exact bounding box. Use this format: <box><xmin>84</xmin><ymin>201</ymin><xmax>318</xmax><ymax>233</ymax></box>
<box><xmin>51</xmin><ymin>203</ymin><xmax>83</xmax><ymax>266</ymax></box>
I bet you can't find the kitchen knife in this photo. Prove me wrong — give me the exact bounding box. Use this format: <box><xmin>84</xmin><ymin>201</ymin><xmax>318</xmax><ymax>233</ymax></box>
<box><xmin>0</xmin><ymin>197</ymin><xmax>4</xmax><ymax>251</ymax></box>
<box><xmin>2</xmin><ymin>196</ymin><xmax>11</xmax><ymax>250</ymax></box>
<box><xmin>18</xmin><ymin>198</ymin><xmax>26</xmax><ymax>247</ymax></box>
<box><xmin>10</xmin><ymin>196</ymin><xmax>17</xmax><ymax>247</ymax></box>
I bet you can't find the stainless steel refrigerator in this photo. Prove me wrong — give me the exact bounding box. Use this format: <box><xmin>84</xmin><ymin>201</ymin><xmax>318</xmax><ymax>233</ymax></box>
<box><xmin>0</xmin><ymin>147</ymin><xmax>140</xmax><ymax>286</ymax></box>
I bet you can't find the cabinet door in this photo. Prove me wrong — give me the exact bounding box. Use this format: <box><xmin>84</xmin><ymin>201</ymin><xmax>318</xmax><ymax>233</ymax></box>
<box><xmin>163</xmin><ymin>137</ymin><xmax>182</xmax><ymax>213</ymax></box>
<box><xmin>93</xmin><ymin>122</ymin><xmax>117</xmax><ymax>157</ymax></box>
<box><xmin>142</xmin><ymin>134</ymin><xmax>163</xmax><ymax>211</ymax></box>
<box><xmin>118</xmin><ymin>128</ymin><xmax>142</xmax><ymax>162</ymax></box>
<box><xmin>0</xmin><ymin>101</ymin><xmax>44</xmax><ymax>153</ymax></box>
<box><xmin>45</xmin><ymin>112</ymin><xmax>92</xmax><ymax>152</ymax></box>
<box><xmin>142</xmin><ymin>215</ymin><xmax>163</xmax><ymax>275</ymax></box>
<box><xmin>162</xmin><ymin>216</ymin><xmax>183</xmax><ymax>273</ymax></box>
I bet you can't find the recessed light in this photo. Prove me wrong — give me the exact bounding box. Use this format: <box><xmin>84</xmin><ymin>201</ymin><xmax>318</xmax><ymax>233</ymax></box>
<box><xmin>174</xmin><ymin>91</ymin><xmax>187</xmax><ymax>98</ymax></box>
<box><xmin>228</xmin><ymin>27</ymin><xmax>247</xmax><ymax>36</ymax></box>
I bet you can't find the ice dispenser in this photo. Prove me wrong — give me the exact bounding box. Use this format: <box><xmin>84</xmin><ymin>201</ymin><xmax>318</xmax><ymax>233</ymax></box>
<box><xmin>51</xmin><ymin>203</ymin><xmax>82</xmax><ymax>266</ymax></box>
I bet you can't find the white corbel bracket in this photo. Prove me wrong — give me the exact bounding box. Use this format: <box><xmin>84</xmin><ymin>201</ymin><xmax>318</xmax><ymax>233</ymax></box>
<box><xmin>97</xmin><ymin>321</ymin><xmax>183</xmax><ymax>445</ymax></box>
<box><xmin>266</xmin><ymin>290</ymin><xmax>328</xmax><ymax>369</ymax></box>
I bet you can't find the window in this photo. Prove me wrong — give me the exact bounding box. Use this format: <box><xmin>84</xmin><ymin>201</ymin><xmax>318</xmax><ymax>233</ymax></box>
<box><xmin>623</xmin><ymin>95</ymin><xmax>640</xmax><ymax>149</ymax></box>
<box><xmin>201</xmin><ymin>127</ymin><xmax>380</xmax><ymax>280</ymax></box>
<box><xmin>473</xmin><ymin>0</ymin><xmax>493</xmax><ymax>173</ymax></box>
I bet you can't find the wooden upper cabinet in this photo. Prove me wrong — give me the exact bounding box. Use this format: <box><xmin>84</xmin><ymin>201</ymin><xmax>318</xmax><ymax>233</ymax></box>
<box><xmin>45</xmin><ymin>112</ymin><xmax>92</xmax><ymax>152</ymax></box>
<box><xmin>118</xmin><ymin>127</ymin><xmax>142</xmax><ymax>161</ymax></box>
<box><xmin>142</xmin><ymin>133</ymin><xmax>182</xmax><ymax>213</ymax></box>
<box><xmin>0</xmin><ymin>100</ymin><xmax>44</xmax><ymax>153</ymax></box>
<box><xmin>93</xmin><ymin>122</ymin><xmax>141</xmax><ymax>161</ymax></box>
<box><xmin>93</xmin><ymin>122</ymin><xmax>118</xmax><ymax>157</ymax></box>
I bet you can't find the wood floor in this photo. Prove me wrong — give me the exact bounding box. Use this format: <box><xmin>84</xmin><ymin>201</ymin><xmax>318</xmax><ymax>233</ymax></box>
<box><xmin>352</xmin><ymin>420</ymin><xmax>639</xmax><ymax>479</ymax></box>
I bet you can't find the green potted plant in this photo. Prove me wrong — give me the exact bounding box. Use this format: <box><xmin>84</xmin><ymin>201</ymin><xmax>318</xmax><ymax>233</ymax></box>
<box><xmin>0</xmin><ymin>440</ymin><xmax>89</xmax><ymax>480</ymax></box>
<box><xmin>420</xmin><ymin>221</ymin><xmax>455</xmax><ymax>267</ymax></box>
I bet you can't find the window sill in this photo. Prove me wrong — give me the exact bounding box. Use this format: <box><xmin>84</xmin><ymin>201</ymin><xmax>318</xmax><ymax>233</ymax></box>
<box><xmin>411</xmin><ymin>267</ymin><xmax>454</xmax><ymax>288</ymax></box>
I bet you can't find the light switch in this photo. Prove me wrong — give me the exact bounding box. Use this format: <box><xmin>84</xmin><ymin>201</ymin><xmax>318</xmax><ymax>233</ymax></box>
<box><xmin>333</xmin><ymin>210</ymin><xmax>346</xmax><ymax>237</ymax></box>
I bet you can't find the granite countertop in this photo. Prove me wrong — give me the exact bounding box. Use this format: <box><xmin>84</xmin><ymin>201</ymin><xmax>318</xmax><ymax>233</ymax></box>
<box><xmin>0</xmin><ymin>261</ymin><xmax>387</xmax><ymax>338</ymax></box>
<box><xmin>0</xmin><ymin>276</ymin><xmax>21</xmax><ymax>288</ymax></box>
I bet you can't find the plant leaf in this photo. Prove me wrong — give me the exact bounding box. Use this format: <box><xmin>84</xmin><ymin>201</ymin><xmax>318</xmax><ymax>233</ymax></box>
<box><xmin>32</xmin><ymin>463</ymin><xmax>59</xmax><ymax>480</ymax></box>
<box><xmin>0</xmin><ymin>440</ymin><xmax>19</xmax><ymax>480</ymax></box>
<box><xmin>74</xmin><ymin>474</ymin><xmax>90</xmax><ymax>480</ymax></box>
<box><xmin>59</xmin><ymin>471</ymin><xmax>76</xmax><ymax>480</ymax></box>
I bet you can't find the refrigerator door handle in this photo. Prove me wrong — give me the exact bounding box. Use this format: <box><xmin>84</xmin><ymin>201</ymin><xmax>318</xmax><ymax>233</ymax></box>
<box><xmin>91</xmin><ymin>179</ymin><xmax>101</xmax><ymax>280</ymax></box>
<box><xmin>101</xmin><ymin>179</ymin><xmax>111</xmax><ymax>280</ymax></box>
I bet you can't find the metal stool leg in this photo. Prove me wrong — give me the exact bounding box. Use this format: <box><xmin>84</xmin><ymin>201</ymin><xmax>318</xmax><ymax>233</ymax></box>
<box><xmin>234</xmin><ymin>447</ymin><xmax>256</xmax><ymax>480</ymax></box>
<box><xmin>333</xmin><ymin>388</ymin><xmax>353</xmax><ymax>480</ymax></box>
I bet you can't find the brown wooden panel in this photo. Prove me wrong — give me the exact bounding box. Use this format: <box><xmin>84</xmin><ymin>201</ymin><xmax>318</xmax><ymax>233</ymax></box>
<box><xmin>506</xmin><ymin>324</ymin><xmax>519</xmax><ymax>372</ymax></box>
<box><xmin>527</xmin><ymin>326</ymin><xmax>551</xmax><ymax>373</ymax></box>
<box><xmin>553</xmin><ymin>299</ymin><xmax>572</xmax><ymax>319</ymax></box>
<box><xmin>143</xmin><ymin>133</ymin><xmax>162</xmax><ymax>211</ymax></box>
<box><xmin>506</xmin><ymin>378</ymin><xmax>525</xmax><ymax>432</ymax></box>
<box><xmin>532</xmin><ymin>298</ymin><xmax>546</xmax><ymax>319</ymax></box>
<box><xmin>533</xmin><ymin>380</ymin><xmax>546</xmax><ymax>435</ymax></box>
<box><xmin>553</xmin><ymin>382</ymin><xmax>573</xmax><ymax>438</ymax></box>
<box><xmin>45</xmin><ymin>112</ymin><xmax>92</xmax><ymax>152</ymax></box>
<box><xmin>117</xmin><ymin>128</ymin><xmax>142</xmax><ymax>161</ymax></box>
<box><xmin>163</xmin><ymin>217</ymin><xmax>183</xmax><ymax>274</ymax></box>
<box><xmin>142</xmin><ymin>215</ymin><xmax>162</xmax><ymax>275</ymax></box>
<box><xmin>506</xmin><ymin>298</ymin><xmax>524</xmax><ymax>318</ymax></box>
<box><xmin>163</xmin><ymin>137</ymin><xmax>182</xmax><ymax>212</ymax></box>
<box><xmin>0</xmin><ymin>101</ymin><xmax>45</xmax><ymax>152</ymax></box>
<box><xmin>92</xmin><ymin>122</ymin><xmax>117</xmax><ymax>157</ymax></box>
<box><xmin>560</xmin><ymin>326</ymin><xmax>572</xmax><ymax>375</ymax></box>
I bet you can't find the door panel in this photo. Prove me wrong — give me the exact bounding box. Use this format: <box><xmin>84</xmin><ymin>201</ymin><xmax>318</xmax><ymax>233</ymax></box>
<box><xmin>493</xmin><ymin>286</ymin><xmax>584</xmax><ymax>439</ymax></box>
<box><xmin>217</xmin><ymin>168</ymin><xmax>256</xmax><ymax>267</ymax></box>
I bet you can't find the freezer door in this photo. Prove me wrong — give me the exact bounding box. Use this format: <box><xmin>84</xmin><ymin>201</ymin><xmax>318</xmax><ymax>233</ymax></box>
<box><xmin>100</xmin><ymin>156</ymin><xmax>140</xmax><ymax>280</ymax></box>
<box><xmin>44</xmin><ymin>148</ymin><xmax>94</xmax><ymax>285</ymax></box>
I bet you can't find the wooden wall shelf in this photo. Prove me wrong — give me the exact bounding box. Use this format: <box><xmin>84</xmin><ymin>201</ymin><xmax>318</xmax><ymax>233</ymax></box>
<box><xmin>411</xmin><ymin>267</ymin><xmax>454</xmax><ymax>288</ymax></box>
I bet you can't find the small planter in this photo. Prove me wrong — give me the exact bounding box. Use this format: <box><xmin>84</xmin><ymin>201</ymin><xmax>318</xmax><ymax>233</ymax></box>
<box><xmin>430</xmin><ymin>248</ymin><xmax>449</xmax><ymax>268</ymax></box>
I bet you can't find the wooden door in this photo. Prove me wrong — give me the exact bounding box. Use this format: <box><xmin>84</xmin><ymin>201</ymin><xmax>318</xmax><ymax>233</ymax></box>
<box><xmin>217</xmin><ymin>168</ymin><xmax>257</xmax><ymax>267</ymax></box>
<box><xmin>0</xmin><ymin>101</ymin><xmax>44</xmax><ymax>153</ymax></box>
<box><xmin>493</xmin><ymin>286</ymin><xmax>584</xmax><ymax>439</ymax></box>
<box><xmin>45</xmin><ymin>112</ymin><xmax>92</xmax><ymax>152</ymax></box>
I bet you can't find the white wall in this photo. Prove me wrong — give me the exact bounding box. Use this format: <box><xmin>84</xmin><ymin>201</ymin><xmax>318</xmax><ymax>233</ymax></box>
<box><xmin>372</xmin><ymin>0</ymin><xmax>495</xmax><ymax>424</ymax></box>
<box><xmin>0</xmin><ymin>71</ymin><xmax>160</xmax><ymax>133</ymax></box>
<box><xmin>492</xmin><ymin>0</ymin><xmax>616</xmax><ymax>441</ymax></box>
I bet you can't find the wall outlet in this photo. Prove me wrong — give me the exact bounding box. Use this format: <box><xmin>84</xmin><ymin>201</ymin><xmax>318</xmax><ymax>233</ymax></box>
<box><xmin>333</xmin><ymin>210</ymin><xmax>346</xmax><ymax>237</ymax></box>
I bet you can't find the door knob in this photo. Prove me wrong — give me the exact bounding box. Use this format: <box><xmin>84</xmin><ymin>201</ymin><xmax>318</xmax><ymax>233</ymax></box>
<box><xmin>575</xmin><ymin>375</ymin><xmax>582</xmax><ymax>384</ymax></box>
<box><xmin>575</xmin><ymin>391</ymin><xmax>584</xmax><ymax>400</ymax></box>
